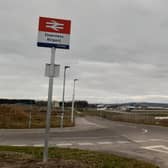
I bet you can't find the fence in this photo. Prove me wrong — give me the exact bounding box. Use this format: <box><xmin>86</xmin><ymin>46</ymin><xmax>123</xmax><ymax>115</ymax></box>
<box><xmin>82</xmin><ymin>108</ymin><xmax>168</xmax><ymax>126</ymax></box>
<box><xmin>0</xmin><ymin>105</ymin><xmax>72</xmax><ymax>128</ymax></box>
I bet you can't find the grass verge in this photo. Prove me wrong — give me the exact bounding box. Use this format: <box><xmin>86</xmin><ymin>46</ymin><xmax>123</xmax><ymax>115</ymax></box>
<box><xmin>0</xmin><ymin>146</ymin><xmax>159</xmax><ymax>168</ymax></box>
<box><xmin>79</xmin><ymin>109</ymin><xmax>168</xmax><ymax>127</ymax></box>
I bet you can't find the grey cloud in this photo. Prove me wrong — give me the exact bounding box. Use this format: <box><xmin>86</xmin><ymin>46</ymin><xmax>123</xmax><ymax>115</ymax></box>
<box><xmin>1</xmin><ymin>0</ymin><xmax>168</xmax><ymax>103</ymax></box>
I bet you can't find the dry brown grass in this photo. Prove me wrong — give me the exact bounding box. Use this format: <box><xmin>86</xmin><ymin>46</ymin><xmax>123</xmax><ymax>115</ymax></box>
<box><xmin>0</xmin><ymin>105</ymin><xmax>73</xmax><ymax>128</ymax></box>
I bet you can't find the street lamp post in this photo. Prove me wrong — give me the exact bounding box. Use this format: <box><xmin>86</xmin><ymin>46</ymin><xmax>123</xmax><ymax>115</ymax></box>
<box><xmin>60</xmin><ymin>65</ymin><xmax>70</xmax><ymax>128</ymax></box>
<box><xmin>71</xmin><ymin>79</ymin><xmax>78</xmax><ymax>124</ymax></box>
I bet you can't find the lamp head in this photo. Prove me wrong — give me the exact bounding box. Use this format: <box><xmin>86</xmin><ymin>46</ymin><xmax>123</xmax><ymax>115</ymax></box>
<box><xmin>65</xmin><ymin>65</ymin><xmax>70</xmax><ymax>69</ymax></box>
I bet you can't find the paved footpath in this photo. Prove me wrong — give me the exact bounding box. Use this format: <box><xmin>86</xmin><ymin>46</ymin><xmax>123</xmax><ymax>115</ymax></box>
<box><xmin>0</xmin><ymin>117</ymin><xmax>168</xmax><ymax>168</ymax></box>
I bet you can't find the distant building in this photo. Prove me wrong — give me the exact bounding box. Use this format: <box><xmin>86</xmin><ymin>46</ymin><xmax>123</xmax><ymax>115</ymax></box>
<box><xmin>52</xmin><ymin>101</ymin><xmax>60</xmax><ymax>108</ymax></box>
<box><xmin>96</xmin><ymin>104</ymin><xmax>107</xmax><ymax>111</ymax></box>
<box><xmin>120</xmin><ymin>105</ymin><xmax>135</xmax><ymax>112</ymax></box>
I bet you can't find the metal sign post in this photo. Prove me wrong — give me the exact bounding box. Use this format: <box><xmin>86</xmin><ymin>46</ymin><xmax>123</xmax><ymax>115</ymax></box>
<box><xmin>43</xmin><ymin>47</ymin><xmax>56</xmax><ymax>162</ymax></box>
<box><xmin>37</xmin><ymin>16</ymin><xmax>71</xmax><ymax>162</ymax></box>
<box><xmin>71</xmin><ymin>79</ymin><xmax>78</xmax><ymax>123</ymax></box>
<box><xmin>60</xmin><ymin>66</ymin><xmax>70</xmax><ymax>128</ymax></box>
<box><xmin>28</xmin><ymin>110</ymin><xmax>32</xmax><ymax>128</ymax></box>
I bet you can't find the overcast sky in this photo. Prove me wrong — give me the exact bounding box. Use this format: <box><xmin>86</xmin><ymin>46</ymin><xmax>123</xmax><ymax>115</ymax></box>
<box><xmin>1</xmin><ymin>0</ymin><xmax>168</xmax><ymax>103</ymax></box>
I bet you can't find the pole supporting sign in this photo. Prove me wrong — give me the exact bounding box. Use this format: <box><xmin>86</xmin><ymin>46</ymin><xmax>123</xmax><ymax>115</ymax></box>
<box><xmin>37</xmin><ymin>16</ymin><xmax>71</xmax><ymax>163</ymax></box>
<box><xmin>37</xmin><ymin>17</ymin><xmax>71</xmax><ymax>49</ymax></box>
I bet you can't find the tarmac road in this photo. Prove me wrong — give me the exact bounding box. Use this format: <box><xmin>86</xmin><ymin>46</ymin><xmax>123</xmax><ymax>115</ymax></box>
<box><xmin>0</xmin><ymin>116</ymin><xmax>168</xmax><ymax>168</ymax></box>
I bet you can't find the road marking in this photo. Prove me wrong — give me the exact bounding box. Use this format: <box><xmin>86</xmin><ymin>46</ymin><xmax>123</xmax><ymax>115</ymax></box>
<box><xmin>11</xmin><ymin>144</ymin><xmax>26</xmax><ymax>147</ymax></box>
<box><xmin>142</xmin><ymin>145</ymin><xmax>168</xmax><ymax>154</ymax></box>
<box><xmin>150</xmin><ymin>139</ymin><xmax>162</xmax><ymax>142</ymax></box>
<box><xmin>54</xmin><ymin>136</ymin><xmax>118</xmax><ymax>140</ymax></box>
<box><xmin>33</xmin><ymin>144</ymin><xmax>43</xmax><ymax>147</ymax></box>
<box><xmin>160</xmin><ymin>139</ymin><xmax>168</xmax><ymax>142</ymax></box>
<box><xmin>10</xmin><ymin>138</ymin><xmax>168</xmax><ymax>148</ymax></box>
<box><xmin>117</xmin><ymin>141</ymin><xmax>130</xmax><ymax>144</ymax></box>
<box><xmin>134</xmin><ymin>140</ymin><xmax>148</xmax><ymax>143</ymax></box>
<box><xmin>127</xmin><ymin>126</ymin><xmax>137</xmax><ymax>128</ymax></box>
<box><xmin>56</xmin><ymin>143</ymin><xmax>72</xmax><ymax>147</ymax></box>
<box><xmin>142</xmin><ymin>129</ymin><xmax>148</xmax><ymax>134</ymax></box>
<box><xmin>97</xmin><ymin>141</ymin><xmax>113</xmax><ymax>145</ymax></box>
<box><xmin>134</xmin><ymin>139</ymin><xmax>168</xmax><ymax>143</ymax></box>
<box><xmin>78</xmin><ymin>142</ymin><xmax>94</xmax><ymax>146</ymax></box>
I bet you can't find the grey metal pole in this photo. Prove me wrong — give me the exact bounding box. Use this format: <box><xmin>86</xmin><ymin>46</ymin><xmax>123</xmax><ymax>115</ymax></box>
<box><xmin>28</xmin><ymin>103</ymin><xmax>32</xmax><ymax>128</ymax></box>
<box><xmin>71</xmin><ymin>79</ymin><xmax>78</xmax><ymax>123</ymax></box>
<box><xmin>43</xmin><ymin>47</ymin><xmax>56</xmax><ymax>162</ymax></box>
<box><xmin>28</xmin><ymin>110</ymin><xmax>32</xmax><ymax>128</ymax></box>
<box><xmin>60</xmin><ymin>66</ymin><xmax>70</xmax><ymax>128</ymax></box>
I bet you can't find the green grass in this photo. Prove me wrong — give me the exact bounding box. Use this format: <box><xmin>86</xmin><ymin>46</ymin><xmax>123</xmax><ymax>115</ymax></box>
<box><xmin>0</xmin><ymin>146</ymin><xmax>159</xmax><ymax>168</ymax></box>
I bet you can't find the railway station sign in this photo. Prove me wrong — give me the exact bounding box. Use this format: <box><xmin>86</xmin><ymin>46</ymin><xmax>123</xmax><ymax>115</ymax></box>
<box><xmin>37</xmin><ymin>17</ymin><xmax>71</xmax><ymax>49</ymax></box>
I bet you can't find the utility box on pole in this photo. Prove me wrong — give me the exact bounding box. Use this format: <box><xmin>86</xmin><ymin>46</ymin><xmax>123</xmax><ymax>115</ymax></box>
<box><xmin>45</xmin><ymin>64</ymin><xmax>60</xmax><ymax>78</ymax></box>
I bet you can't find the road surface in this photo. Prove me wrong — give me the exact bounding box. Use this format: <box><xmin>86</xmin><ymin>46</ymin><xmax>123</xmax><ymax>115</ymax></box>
<box><xmin>0</xmin><ymin>116</ymin><xmax>168</xmax><ymax>168</ymax></box>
